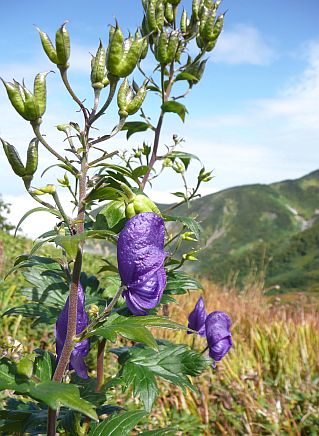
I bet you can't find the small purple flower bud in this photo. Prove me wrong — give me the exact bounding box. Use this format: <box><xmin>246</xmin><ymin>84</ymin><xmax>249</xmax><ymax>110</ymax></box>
<box><xmin>187</xmin><ymin>296</ymin><xmax>207</xmax><ymax>337</ymax></box>
<box><xmin>205</xmin><ymin>311</ymin><xmax>232</xmax><ymax>363</ymax></box>
<box><xmin>117</xmin><ymin>212</ymin><xmax>166</xmax><ymax>316</ymax></box>
<box><xmin>56</xmin><ymin>283</ymin><xmax>90</xmax><ymax>379</ymax></box>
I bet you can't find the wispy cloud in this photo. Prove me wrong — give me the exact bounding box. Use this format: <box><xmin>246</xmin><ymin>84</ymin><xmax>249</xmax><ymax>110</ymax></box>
<box><xmin>212</xmin><ymin>24</ymin><xmax>277</xmax><ymax>66</ymax></box>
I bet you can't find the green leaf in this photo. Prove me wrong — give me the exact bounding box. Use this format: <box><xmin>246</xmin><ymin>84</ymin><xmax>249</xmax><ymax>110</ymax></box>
<box><xmin>33</xmin><ymin>349</ymin><xmax>55</xmax><ymax>382</ymax></box>
<box><xmin>165</xmin><ymin>271</ymin><xmax>203</xmax><ymax>296</ymax></box>
<box><xmin>164</xmin><ymin>214</ymin><xmax>202</xmax><ymax>240</ymax></box>
<box><xmin>0</xmin><ymin>358</ymin><xmax>29</xmax><ymax>392</ymax></box>
<box><xmin>88</xmin><ymin>410</ymin><xmax>147</xmax><ymax>436</ymax></box>
<box><xmin>132</xmin><ymin>165</ymin><xmax>150</xmax><ymax>180</ymax></box>
<box><xmin>91</xmin><ymin>314</ymin><xmax>186</xmax><ymax>350</ymax></box>
<box><xmin>112</xmin><ymin>342</ymin><xmax>211</xmax><ymax>400</ymax></box>
<box><xmin>165</xmin><ymin>150</ymin><xmax>201</xmax><ymax>170</ymax></box>
<box><xmin>161</xmin><ymin>101</ymin><xmax>188</xmax><ymax>122</ymax></box>
<box><xmin>29</xmin><ymin>381</ymin><xmax>98</xmax><ymax>420</ymax></box>
<box><xmin>121</xmin><ymin>363</ymin><xmax>158</xmax><ymax>412</ymax></box>
<box><xmin>55</xmin><ymin>230</ymin><xmax>116</xmax><ymax>258</ymax></box>
<box><xmin>14</xmin><ymin>207</ymin><xmax>61</xmax><ymax>237</ymax></box>
<box><xmin>175</xmin><ymin>72</ymin><xmax>199</xmax><ymax>83</ymax></box>
<box><xmin>99</xmin><ymin>200</ymin><xmax>126</xmax><ymax>228</ymax></box>
<box><xmin>171</xmin><ymin>192</ymin><xmax>186</xmax><ymax>198</ymax></box>
<box><xmin>122</xmin><ymin>121</ymin><xmax>151</xmax><ymax>139</ymax></box>
<box><xmin>86</xmin><ymin>186</ymin><xmax>122</xmax><ymax>202</ymax></box>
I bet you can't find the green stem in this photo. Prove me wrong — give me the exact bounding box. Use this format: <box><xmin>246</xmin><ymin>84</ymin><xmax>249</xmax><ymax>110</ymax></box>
<box><xmin>141</xmin><ymin>61</ymin><xmax>175</xmax><ymax>190</ymax></box>
<box><xmin>89</xmin><ymin>79</ymin><xmax>119</xmax><ymax>125</ymax></box>
<box><xmin>51</xmin><ymin>191</ymin><xmax>72</xmax><ymax>231</ymax></box>
<box><xmin>32</xmin><ymin>123</ymin><xmax>78</xmax><ymax>173</ymax></box>
<box><xmin>59</xmin><ymin>67</ymin><xmax>89</xmax><ymax>122</ymax></box>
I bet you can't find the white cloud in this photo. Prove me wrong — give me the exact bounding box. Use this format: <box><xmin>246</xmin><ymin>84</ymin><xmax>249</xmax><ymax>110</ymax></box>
<box><xmin>212</xmin><ymin>24</ymin><xmax>276</xmax><ymax>66</ymax></box>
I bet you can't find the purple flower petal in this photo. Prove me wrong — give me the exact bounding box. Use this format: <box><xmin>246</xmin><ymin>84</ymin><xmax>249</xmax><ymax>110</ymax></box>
<box><xmin>117</xmin><ymin>212</ymin><xmax>166</xmax><ymax>315</ymax></box>
<box><xmin>56</xmin><ymin>283</ymin><xmax>90</xmax><ymax>379</ymax></box>
<box><xmin>123</xmin><ymin>267</ymin><xmax>166</xmax><ymax>315</ymax></box>
<box><xmin>205</xmin><ymin>311</ymin><xmax>232</xmax><ymax>362</ymax></box>
<box><xmin>188</xmin><ymin>296</ymin><xmax>207</xmax><ymax>337</ymax></box>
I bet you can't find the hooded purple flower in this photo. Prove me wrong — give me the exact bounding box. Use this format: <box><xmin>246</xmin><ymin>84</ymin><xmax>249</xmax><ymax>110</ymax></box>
<box><xmin>117</xmin><ymin>212</ymin><xmax>166</xmax><ymax>315</ymax></box>
<box><xmin>188</xmin><ymin>296</ymin><xmax>207</xmax><ymax>337</ymax></box>
<box><xmin>205</xmin><ymin>311</ymin><xmax>232</xmax><ymax>362</ymax></box>
<box><xmin>56</xmin><ymin>283</ymin><xmax>90</xmax><ymax>379</ymax></box>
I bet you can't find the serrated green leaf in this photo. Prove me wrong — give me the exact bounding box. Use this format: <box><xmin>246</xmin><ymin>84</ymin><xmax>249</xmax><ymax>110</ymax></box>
<box><xmin>91</xmin><ymin>314</ymin><xmax>186</xmax><ymax>350</ymax></box>
<box><xmin>165</xmin><ymin>271</ymin><xmax>203</xmax><ymax>295</ymax></box>
<box><xmin>112</xmin><ymin>343</ymin><xmax>211</xmax><ymax>401</ymax></box>
<box><xmin>29</xmin><ymin>381</ymin><xmax>98</xmax><ymax>420</ymax></box>
<box><xmin>122</xmin><ymin>363</ymin><xmax>158</xmax><ymax>412</ymax></box>
<box><xmin>88</xmin><ymin>410</ymin><xmax>147</xmax><ymax>436</ymax></box>
<box><xmin>161</xmin><ymin>101</ymin><xmax>188</xmax><ymax>122</ymax></box>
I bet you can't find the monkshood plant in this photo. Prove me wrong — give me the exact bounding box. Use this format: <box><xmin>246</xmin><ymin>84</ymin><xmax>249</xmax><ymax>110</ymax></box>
<box><xmin>0</xmin><ymin>0</ymin><xmax>232</xmax><ymax>434</ymax></box>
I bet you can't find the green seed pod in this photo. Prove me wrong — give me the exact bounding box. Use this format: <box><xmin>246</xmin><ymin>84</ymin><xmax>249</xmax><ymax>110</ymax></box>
<box><xmin>55</xmin><ymin>22</ymin><xmax>70</xmax><ymax>68</ymax></box>
<box><xmin>206</xmin><ymin>39</ymin><xmax>216</xmax><ymax>52</ymax></box>
<box><xmin>107</xmin><ymin>24</ymin><xmax>142</xmax><ymax>78</ymax></box>
<box><xmin>117</xmin><ymin>78</ymin><xmax>130</xmax><ymax>116</ymax></box>
<box><xmin>167</xmin><ymin>0</ymin><xmax>181</xmax><ymax>5</ymax></box>
<box><xmin>34</xmin><ymin>72</ymin><xmax>50</xmax><ymax>117</ymax></box>
<box><xmin>140</xmin><ymin>34</ymin><xmax>148</xmax><ymax>59</ymax></box>
<box><xmin>25</xmin><ymin>138</ymin><xmax>39</xmax><ymax>176</ymax></box>
<box><xmin>165</xmin><ymin>2</ymin><xmax>174</xmax><ymax>24</ymax></box>
<box><xmin>180</xmin><ymin>9</ymin><xmax>187</xmax><ymax>34</ymax></box>
<box><xmin>146</xmin><ymin>0</ymin><xmax>158</xmax><ymax>33</ymax></box>
<box><xmin>196</xmin><ymin>34</ymin><xmax>204</xmax><ymax>49</ymax></box>
<box><xmin>211</xmin><ymin>13</ymin><xmax>225</xmax><ymax>42</ymax></box>
<box><xmin>203</xmin><ymin>7</ymin><xmax>217</xmax><ymax>42</ymax></box>
<box><xmin>91</xmin><ymin>40</ymin><xmax>107</xmax><ymax>89</ymax></box>
<box><xmin>166</xmin><ymin>31</ymin><xmax>179</xmax><ymax>64</ymax></box>
<box><xmin>156</xmin><ymin>1</ymin><xmax>165</xmax><ymax>30</ymax></box>
<box><xmin>155</xmin><ymin>30</ymin><xmax>169</xmax><ymax>64</ymax></box>
<box><xmin>1</xmin><ymin>79</ymin><xmax>26</xmax><ymax>119</ymax></box>
<box><xmin>117</xmin><ymin>79</ymin><xmax>147</xmax><ymax>116</ymax></box>
<box><xmin>199</xmin><ymin>6</ymin><xmax>209</xmax><ymax>36</ymax></box>
<box><xmin>37</xmin><ymin>28</ymin><xmax>58</xmax><ymax>64</ymax></box>
<box><xmin>1</xmin><ymin>139</ymin><xmax>26</xmax><ymax>177</ymax></box>
<box><xmin>22</xmin><ymin>85</ymin><xmax>38</xmax><ymax>121</ymax></box>
<box><xmin>126</xmin><ymin>82</ymin><xmax>147</xmax><ymax>115</ymax></box>
<box><xmin>120</xmin><ymin>35</ymin><xmax>144</xmax><ymax>77</ymax></box>
<box><xmin>192</xmin><ymin>0</ymin><xmax>200</xmax><ymax>21</ymax></box>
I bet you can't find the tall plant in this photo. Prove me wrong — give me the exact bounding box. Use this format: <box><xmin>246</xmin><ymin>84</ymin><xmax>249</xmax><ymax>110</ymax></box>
<box><xmin>0</xmin><ymin>0</ymin><xmax>232</xmax><ymax>434</ymax></box>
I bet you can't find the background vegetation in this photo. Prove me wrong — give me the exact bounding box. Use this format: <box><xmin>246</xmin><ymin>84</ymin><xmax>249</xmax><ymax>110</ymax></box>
<box><xmin>1</xmin><ymin>224</ymin><xmax>318</xmax><ymax>435</ymax></box>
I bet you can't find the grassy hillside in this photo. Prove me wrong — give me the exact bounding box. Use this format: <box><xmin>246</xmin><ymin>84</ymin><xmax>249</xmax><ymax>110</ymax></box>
<box><xmin>167</xmin><ymin>170</ymin><xmax>319</xmax><ymax>292</ymax></box>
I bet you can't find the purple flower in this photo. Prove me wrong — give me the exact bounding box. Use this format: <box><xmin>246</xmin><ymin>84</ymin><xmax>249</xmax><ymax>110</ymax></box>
<box><xmin>117</xmin><ymin>212</ymin><xmax>166</xmax><ymax>315</ymax></box>
<box><xmin>56</xmin><ymin>283</ymin><xmax>90</xmax><ymax>379</ymax></box>
<box><xmin>188</xmin><ymin>296</ymin><xmax>207</xmax><ymax>337</ymax></box>
<box><xmin>205</xmin><ymin>311</ymin><xmax>232</xmax><ymax>362</ymax></box>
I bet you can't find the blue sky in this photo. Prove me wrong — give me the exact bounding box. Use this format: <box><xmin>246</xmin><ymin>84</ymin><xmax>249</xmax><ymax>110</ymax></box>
<box><xmin>0</xmin><ymin>0</ymin><xmax>318</xmax><ymax>236</ymax></box>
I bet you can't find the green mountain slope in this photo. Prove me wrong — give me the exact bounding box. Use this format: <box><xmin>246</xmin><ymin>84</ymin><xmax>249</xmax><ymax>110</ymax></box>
<box><xmin>169</xmin><ymin>170</ymin><xmax>319</xmax><ymax>292</ymax></box>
